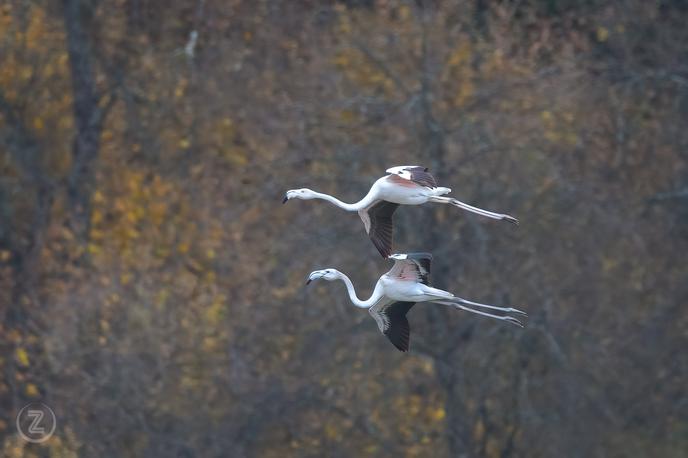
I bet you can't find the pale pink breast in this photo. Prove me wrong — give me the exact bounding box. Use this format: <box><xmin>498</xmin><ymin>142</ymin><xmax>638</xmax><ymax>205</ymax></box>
<box><xmin>388</xmin><ymin>174</ymin><xmax>421</xmax><ymax>188</ymax></box>
<box><xmin>397</xmin><ymin>265</ymin><xmax>417</xmax><ymax>281</ymax></box>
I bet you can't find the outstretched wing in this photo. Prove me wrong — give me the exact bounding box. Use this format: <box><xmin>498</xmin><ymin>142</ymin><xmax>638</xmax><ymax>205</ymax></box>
<box><xmin>386</xmin><ymin>165</ymin><xmax>438</xmax><ymax>188</ymax></box>
<box><xmin>386</xmin><ymin>253</ymin><xmax>432</xmax><ymax>285</ymax></box>
<box><xmin>359</xmin><ymin>200</ymin><xmax>399</xmax><ymax>258</ymax></box>
<box><xmin>369</xmin><ymin>301</ymin><xmax>416</xmax><ymax>352</ymax></box>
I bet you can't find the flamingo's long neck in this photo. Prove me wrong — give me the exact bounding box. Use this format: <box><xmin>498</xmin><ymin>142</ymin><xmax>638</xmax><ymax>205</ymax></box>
<box><xmin>337</xmin><ymin>273</ymin><xmax>381</xmax><ymax>309</ymax></box>
<box><xmin>310</xmin><ymin>187</ymin><xmax>377</xmax><ymax>212</ymax></box>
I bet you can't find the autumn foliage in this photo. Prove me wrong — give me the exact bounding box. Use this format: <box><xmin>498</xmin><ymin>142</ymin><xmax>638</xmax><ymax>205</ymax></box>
<box><xmin>1</xmin><ymin>1</ymin><xmax>687</xmax><ymax>457</ymax></box>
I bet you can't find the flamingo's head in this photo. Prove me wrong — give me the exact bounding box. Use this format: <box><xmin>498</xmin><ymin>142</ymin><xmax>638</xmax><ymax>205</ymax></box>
<box><xmin>283</xmin><ymin>188</ymin><xmax>317</xmax><ymax>203</ymax></box>
<box><xmin>306</xmin><ymin>269</ymin><xmax>339</xmax><ymax>285</ymax></box>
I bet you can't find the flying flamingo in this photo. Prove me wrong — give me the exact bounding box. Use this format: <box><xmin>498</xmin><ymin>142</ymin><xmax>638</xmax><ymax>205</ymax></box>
<box><xmin>284</xmin><ymin>165</ymin><xmax>518</xmax><ymax>257</ymax></box>
<box><xmin>306</xmin><ymin>252</ymin><xmax>526</xmax><ymax>352</ymax></box>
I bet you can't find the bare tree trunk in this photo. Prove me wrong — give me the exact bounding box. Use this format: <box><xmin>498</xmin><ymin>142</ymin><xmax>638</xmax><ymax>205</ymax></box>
<box><xmin>0</xmin><ymin>90</ymin><xmax>55</xmax><ymax>445</ymax></box>
<box><xmin>62</xmin><ymin>0</ymin><xmax>106</xmax><ymax>240</ymax></box>
<box><xmin>436</xmin><ymin>359</ymin><xmax>474</xmax><ymax>457</ymax></box>
<box><xmin>0</xmin><ymin>92</ymin><xmax>54</xmax><ymax>319</ymax></box>
<box><xmin>414</xmin><ymin>3</ymin><xmax>476</xmax><ymax>456</ymax></box>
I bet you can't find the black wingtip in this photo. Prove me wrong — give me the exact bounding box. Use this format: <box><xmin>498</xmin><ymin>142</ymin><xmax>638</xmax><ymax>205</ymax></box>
<box><xmin>306</xmin><ymin>279</ymin><xmax>312</xmax><ymax>285</ymax></box>
<box><xmin>393</xmin><ymin>343</ymin><xmax>409</xmax><ymax>352</ymax></box>
<box><xmin>373</xmin><ymin>242</ymin><xmax>391</xmax><ymax>258</ymax></box>
<box><xmin>282</xmin><ymin>195</ymin><xmax>289</xmax><ymax>204</ymax></box>
<box><xmin>372</xmin><ymin>240</ymin><xmax>392</xmax><ymax>258</ymax></box>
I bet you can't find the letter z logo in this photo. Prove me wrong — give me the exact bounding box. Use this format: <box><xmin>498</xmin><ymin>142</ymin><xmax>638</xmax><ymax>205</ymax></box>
<box><xmin>16</xmin><ymin>403</ymin><xmax>56</xmax><ymax>443</ymax></box>
<box><xmin>27</xmin><ymin>410</ymin><xmax>45</xmax><ymax>435</ymax></box>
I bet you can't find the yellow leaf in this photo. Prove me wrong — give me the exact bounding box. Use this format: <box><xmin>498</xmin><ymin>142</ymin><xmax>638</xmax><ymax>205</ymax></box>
<box><xmin>15</xmin><ymin>348</ymin><xmax>29</xmax><ymax>367</ymax></box>
<box><xmin>473</xmin><ymin>419</ymin><xmax>485</xmax><ymax>442</ymax></box>
<box><xmin>202</xmin><ymin>337</ymin><xmax>218</xmax><ymax>352</ymax></box>
<box><xmin>25</xmin><ymin>383</ymin><xmax>39</xmax><ymax>397</ymax></box>
<box><xmin>156</xmin><ymin>289</ymin><xmax>169</xmax><ymax>308</ymax></box>
<box><xmin>602</xmin><ymin>256</ymin><xmax>618</xmax><ymax>273</ymax></box>
<box><xmin>205</xmin><ymin>298</ymin><xmax>225</xmax><ymax>323</ymax></box>
<box><xmin>325</xmin><ymin>423</ymin><xmax>339</xmax><ymax>440</ymax></box>
<box><xmin>448</xmin><ymin>43</ymin><xmax>471</xmax><ymax>67</ymax></box>
<box><xmin>596</xmin><ymin>26</ymin><xmax>609</xmax><ymax>42</ymax></box>
<box><xmin>91</xmin><ymin>209</ymin><xmax>103</xmax><ymax>225</ymax></box>
<box><xmin>33</xmin><ymin>117</ymin><xmax>44</xmax><ymax>131</ymax></box>
<box><xmin>89</xmin><ymin>228</ymin><xmax>105</xmax><ymax>240</ymax></box>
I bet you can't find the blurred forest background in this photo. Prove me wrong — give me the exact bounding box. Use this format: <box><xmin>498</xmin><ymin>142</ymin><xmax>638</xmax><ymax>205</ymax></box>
<box><xmin>1</xmin><ymin>0</ymin><xmax>687</xmax><ymax>456</ymax></box>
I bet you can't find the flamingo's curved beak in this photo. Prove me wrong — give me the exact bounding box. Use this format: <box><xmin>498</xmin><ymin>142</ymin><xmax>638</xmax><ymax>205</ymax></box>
<box><xmin>306</xmin><ymin>272</ymin><xmax>323</xmax><ymax>285</ymax></box>
<box><xmin>282</xmin><ymin>194</ymin><xmax>289</xmax><ymax>204</ymax></box>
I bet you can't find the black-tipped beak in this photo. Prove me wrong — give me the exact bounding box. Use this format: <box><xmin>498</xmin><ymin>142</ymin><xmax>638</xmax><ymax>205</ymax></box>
<box><xmin>503</xmin><ymin>215</ymin><xmax>519</xmax><ymax>226</ymax></box>
<box><xmin>306</xmin><ymin>279</ymin><xmax>312</xmax><ymax>285</ymax></box>
<box><xmin>282</xmin><ymin>195</ymin><xmax>289</xmax><ymax>204</ymax></box>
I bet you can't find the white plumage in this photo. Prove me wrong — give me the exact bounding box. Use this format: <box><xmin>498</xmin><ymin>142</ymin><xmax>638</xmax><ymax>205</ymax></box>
<box><xmin>284</xmin><ymin>165</ymin><xmax>518</xmax><ymax>258</ymax></box>
<box><xmin>307</xmin><ymin>253</ymin><xmax>526</xmax><ymax>352</ymax></box>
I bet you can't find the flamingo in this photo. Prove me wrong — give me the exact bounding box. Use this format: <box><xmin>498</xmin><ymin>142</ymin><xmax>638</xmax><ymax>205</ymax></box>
<box><xmin>284</xmin><ymin>165</ymin><xmax>518</xmax><ymax>258</ymax></box>
<box><xmin>306</xmin><ymin>253</ymin><xmax>526</xmax><ymax>352</ymax></box>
